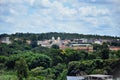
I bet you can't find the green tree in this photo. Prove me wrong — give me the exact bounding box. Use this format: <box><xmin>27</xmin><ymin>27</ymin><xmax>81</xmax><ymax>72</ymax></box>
<box><xmin>15</xmin><ymin>58</ymin><xmax>29</xmax><ymax>80</ymax></box>
<box><xmin>51</xmin><ymin>44</ymin><xmax>59</xmax><ymax>49</ymax></box>
<box><xmin>47</xmin><ymin>49</ymin><xmax>63</xmax><ymax>66</ymax></box>
<box><xmin>91</xmin><ymin>69</ymin><xmax>107</xmax><ymax>74</ymax></box>
<box><xmin>100</xmin><ymin>43</ymin><xmax>109</xmax><ymax>59</ymax></box>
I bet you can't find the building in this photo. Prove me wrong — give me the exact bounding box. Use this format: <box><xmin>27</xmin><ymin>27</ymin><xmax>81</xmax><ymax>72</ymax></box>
<box><xmin>51</xmin><ymin>36</ymin><xmax>62</xmax><ymax>47</ymax></box>
<box><xmin>70</xmin><ymin>44</ymin><xmax>93</xmax><ymax>52</ymax></box>
<box><xmin>37</xmin><ymin>40</ymin><xmax>51</xmax><ymax>48</ymax></box>
<box><xmin>80</xmin><ymin>38</ymin><xmax>88</xmax><ymax>43</ymax></box>
<box><xmin>85</xmin><ymin>74</ymin><xmax>113</xmax><ymax>80</ymax></box>
<box><xmin>67</xmin><ymin>75</ymin><xmax>113</xmax><ymax>80</ymax></box>
<box><xmin>94</xmin><ymin>40</ymin><xmax>102</xmax><ymax>45</ymax></box>
<box><xmin>67</xmin><ymin>76</ymin><xmax>85</xmax><ymax>80</ymax></box>
<box><xmin>1</xmin><ymin>37</ymin><xmax>11</xmax><ymax>44</ymax></box>
<box><xmin>109</xmin><ymin>46</ymin><xmax>120</xmax><ymax>51</ymax></box>
<box><xmin>26</xmin><ymin>40</ymin><xmax>31</xmax><ymax>44</ymax></box>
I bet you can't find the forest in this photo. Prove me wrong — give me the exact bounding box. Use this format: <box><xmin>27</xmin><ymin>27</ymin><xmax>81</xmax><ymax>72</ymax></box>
<box><xmin>0</xmin><ymin>32</ymin><xmax>120</xmax><ymax>80</ymax></box>
<box><xmin>0</xmin><ymin>32</ymin><xmax>120</xmax><ymax>40</ymax></box>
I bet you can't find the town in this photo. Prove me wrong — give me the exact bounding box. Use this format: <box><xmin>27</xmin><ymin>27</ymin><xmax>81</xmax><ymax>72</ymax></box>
<box><xmin>0</xmin><ymin>36</ymin><xmax>120</xmax><ymax>52</ymax></box>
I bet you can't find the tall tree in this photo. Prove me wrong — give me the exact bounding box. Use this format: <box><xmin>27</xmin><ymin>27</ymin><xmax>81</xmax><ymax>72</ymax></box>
<box><xmin>15</xmin><ymin>58</ymin><xmax>29</xmax><ymax>80</ymax></box>
<box><xmin>100</xmin><ymin>43</ymin><xmax>109</xmax><ymax>59</ymax></box>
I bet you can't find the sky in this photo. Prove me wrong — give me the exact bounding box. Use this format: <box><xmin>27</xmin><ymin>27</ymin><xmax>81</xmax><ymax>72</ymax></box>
<box><xmin>0</xmin><ymin>0</ymin><xmax>120</xmax><ymax>37</ymax></box>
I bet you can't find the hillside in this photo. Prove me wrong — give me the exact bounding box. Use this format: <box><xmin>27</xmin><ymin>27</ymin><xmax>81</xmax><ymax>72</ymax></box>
<box><xmin>0</xmin><ymin>32</ymin><xmax>119</xmax><ymax>41</ymax></box>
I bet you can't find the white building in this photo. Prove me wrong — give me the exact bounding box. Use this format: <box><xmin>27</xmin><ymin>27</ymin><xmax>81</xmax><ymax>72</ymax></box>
<box><xmin>1</xmin><ymin>37</ymin><xmax>11</xmax><ymax>44</ymax></box>
<box><xmin>94</xmin><ymin>40</ymin><xmax>102</xmax><ymax>45</ymax></box>
<box><xmin>51</xmin><ymin>37</ymin><xmax>62</xmax><ymax>47</ymax></box>
<box><xmin>85</xmin><ymin>74</ymin><xmax>113</xmax><ymax>80</ymax></box>
<box><xmin>67</xmin><ymin>75</ymin><xmax>113</xmax><ymax>80</ymax></box>
<box><xmin>80</xmin><ymin>38</ymin><xmax>88</xmax><ymax>43</ymax></box>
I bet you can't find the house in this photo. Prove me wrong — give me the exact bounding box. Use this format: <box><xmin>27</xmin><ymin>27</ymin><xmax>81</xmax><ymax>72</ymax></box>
<box><xmin>1</xmin><ymin>37</ymin><xmax>11</xmax><ymax>44</ymax></box>
<box><xmin>94</xmin><ymin>40</ymin><xmax>102</xmax><ymax>45</ymax></box>
<box><xmin>38</xmin><ymin>40</ymin><xmax>51</xmax><ymax>48</ymax></box>
<box><xmin>70</xmin><ymin>44</ymin><xmax>93</xmax><ymax>52</ymax></box>
<box><xmin>80</xmin><ymin>38</ymin><xmax>88</xmax><ymax>43</ymax></box>
<box><xmin>109</xmin><ymin>46</ymin><xmax>120</xmax><ymax>51</ymax></box>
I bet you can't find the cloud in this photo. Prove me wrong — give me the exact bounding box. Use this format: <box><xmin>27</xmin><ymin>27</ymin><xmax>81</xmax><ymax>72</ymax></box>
<box><xmin>0</xmin><ymin>0</ymin><xmax>120</xmax><ymax>36</ymax></box>
<box><xmin>9</xmin><ymin>8</ymin><xmax>19</xmax><ymax>15</ymax></box>
<box><xmin>28</xmin><ymin>0</ymin><xmax>35</xmax><ymax>6</ymax></box>
<box><xmin>78</xmin><ymin>6</ymin><xmax>109</xmax><ymax>17</ymax></box>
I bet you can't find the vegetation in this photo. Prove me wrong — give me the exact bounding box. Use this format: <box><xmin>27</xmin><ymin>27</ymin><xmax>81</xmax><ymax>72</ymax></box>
<box><xmin>15</xmin><ymin>58</ymin><xmax>28</xmax><ymax>80</ymax></box>
<box><xmin>0</xmin><ymin>32</ymin><xmax>120</xmax><ymax>80</ymax></box>
<box><xmin>1</xmin><ymin>32</ymin><xmax>119</xmax><ymax>41</ymax></box>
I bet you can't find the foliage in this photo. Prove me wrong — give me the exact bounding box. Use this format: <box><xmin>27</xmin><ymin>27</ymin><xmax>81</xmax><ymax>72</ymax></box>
<box><xmin>46</xmin><ymin>49</ymin><xmax>63</xmax><ymax>66</ymax></box>
<box><xmin>91</xmin><ymin>69</ymin><xmax>107</xmax><ymax>74</ymax></box>
<box><xmin>0</xmin><ymin>74</ymin><xmax>17</xmax><ymax>80</ymax></box>
<box><xmin>30</xmin><ymin>67</ymin><xmax>44</xmax><ymax>76</ymax></box>
<box><xmin>15</xmin><ymin>58</ymin><xmax>28</xmax><ymax>80</ymax></box>
<box><xmin>9</xmin><ymin>32</ymin><xmax>119</xmax><ymax>40</ymax></box>
<box><xmin>67</xmin><ymin>59</ymin><xmax>120</xmax><ymax>76</ymax></box>
<box><xmin>110</xmin><ymin>41</ymin><xmax>120</xmax><ymax>46</ymax></box>
<box><xmin>0</xmin><ymin>56</ymin><xmax>8</xmax><ymax>63</ymax></box>
<box><xmin>62</xmin><ymin>48</ymin><xmax>89</xmax><ymax>63</ymax></box>
<box><xmin>100</xmin><ymin>43</ymin><xmax>109</xmax><ymax>59</ymax></box>
<box><xmin>30</xmin><ymin>67</ymin><xmax>55</xmax><ymax>80</ymax></box>
<box><xmin>51</xmin><ymin>44</ymin><xmax>59</xmax><ymax>49</ymax></box>
<box><xmin>0</xmin><ymin>43</ymin><xmax>9</xmax><ymax>55</ymax></box>
<box><xmin>57</xmin><ymin>69</ymin><xmax>67</xmax><ymax>80</ymax></box>
<box><xmin>5</xmin><ymin>52</ymin><xmax>52</xmax><ymax>69</ymax></box>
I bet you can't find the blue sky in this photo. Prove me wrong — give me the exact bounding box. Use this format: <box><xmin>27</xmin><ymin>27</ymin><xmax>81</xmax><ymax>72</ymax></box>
<box><xmin>0</xmin><ymin>0</ymin><xmax>120</xmax><ymax>36</ymax></box>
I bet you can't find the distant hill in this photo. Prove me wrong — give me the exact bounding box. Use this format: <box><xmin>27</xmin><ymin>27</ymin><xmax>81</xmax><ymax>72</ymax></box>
<box><xmin>0</xmin><ymin>32</ymin><xmax>119</xmax><ymax>41</ymax></box>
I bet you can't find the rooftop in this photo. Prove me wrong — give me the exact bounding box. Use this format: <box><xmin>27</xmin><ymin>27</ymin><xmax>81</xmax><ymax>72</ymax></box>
<box><xmin>85</xmin><ymin>74</ymin><xmax>113</xmax><ymax>78</ymax></box>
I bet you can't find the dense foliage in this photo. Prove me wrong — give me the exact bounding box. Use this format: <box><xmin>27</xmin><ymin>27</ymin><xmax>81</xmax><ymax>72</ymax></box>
<box><xmin>15</xmin><ymin>58</ymin><xmax>28</xmax><ymax>80</ymax></box>
<box><xmin>1</xmin><ymin>32</ymin><xmax>119</xmax><ymax>41</ymax></box>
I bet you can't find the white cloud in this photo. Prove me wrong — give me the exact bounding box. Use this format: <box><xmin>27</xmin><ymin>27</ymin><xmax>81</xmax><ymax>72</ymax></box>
<box><xmin>107</xmin><ymin>0</ymin><xmax>120</xmax><ymax>4</ymax></box>
<box><xmin>78</xmin><ymin>6</ymin><xmax>109</xmax><ymax>16</ymax></box>
<box><xmin>29</xmin><ymin>0</ymin><xmax>35</xmax><ymax>6</ymax></box>
<box><xmin>48</xmin><ymin>1</ymin><xmax>77</xmax><ymax>20</ymax></box>
<box><xmin>91</xmin><ymin>0</ymin><xmax>96</xmax><ymax>2</ymax></box>
<box><xmin>0</xmin><ymin>0</ymin><xmax>6</xmax><ymax>4</ymax></box>
<box><xmin>0</xmin><ymin>0</ymin><xmax>119</xmax><ymax>36</ymax></box>
<box><xmin>41</xmin><ymin>0</ymin><xmax>52</xmax><ymax>7</ymax></box>
<box><xmin>9</xmin><ymin>8</ymin><xmax>19</xmax><ymax>15</ymax></box>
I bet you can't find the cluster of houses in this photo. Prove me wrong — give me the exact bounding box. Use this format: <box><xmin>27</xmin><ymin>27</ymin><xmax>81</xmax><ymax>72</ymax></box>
<box><xmin>0</xmin><ymin>37</ymin><xmax>120</xmax><ymax>52</ymax></box>
<box><xmin>34</xmin><ymin>37</ymin><xmax>94</xmax><ymax>52</ymax></box>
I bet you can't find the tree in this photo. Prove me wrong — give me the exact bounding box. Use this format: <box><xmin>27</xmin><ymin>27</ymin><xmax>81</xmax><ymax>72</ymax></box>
<box><xmin>48</xmin><ymin>49</ymin><xmax>63</xmax><ymax>66</ymax></box>
<box><xmin>100</xmin><ymin>43</ymin><xmax>109</xmax><ymax>59</ymax></box>
<box><xmin>31</xmin><ymin>40</ymin><xmax>38</xmax><ymax>48</ymax></box>
<box><xmin>15</xmin><ymin>58</ymin><xmax>29</xmax><ymax>80</ymax></box>
<box><xmin>6</xmin><ymin>52</ymin><xmax>52</xmax><ymax>69</ymax></box>
<box><xmin>91</xmin><ymin>69</ymin><xmax>107</xmax><ymax>74</ymax></box>
<box><xmin>51</xmin><ymin>44</ymin><xmax>59</xmax><ymax>49</ymax></box>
